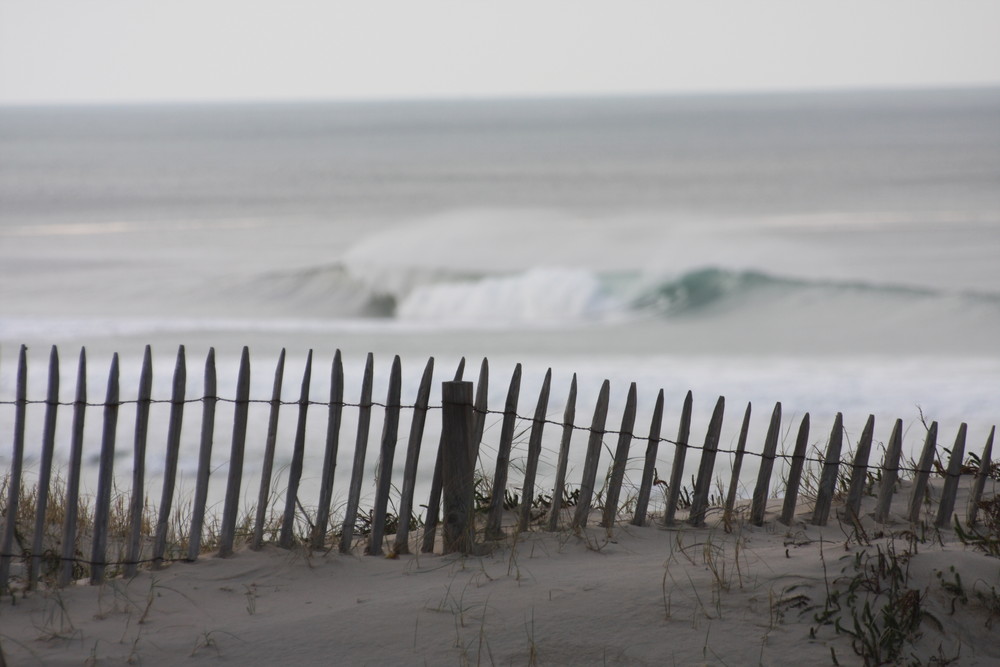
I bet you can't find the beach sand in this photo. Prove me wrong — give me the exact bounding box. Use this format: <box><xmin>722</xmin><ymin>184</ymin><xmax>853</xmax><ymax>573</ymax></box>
<box><xmin>2</xmin><ymin>480</ymin><xmax>998</xmax><ymax>666</ymax></box>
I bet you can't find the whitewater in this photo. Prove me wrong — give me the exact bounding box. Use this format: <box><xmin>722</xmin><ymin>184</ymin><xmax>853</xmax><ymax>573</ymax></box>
<box><xmin>1</xmin><ymin>89</ymin><xmax>998</xmax><ymax>505</ymax></box>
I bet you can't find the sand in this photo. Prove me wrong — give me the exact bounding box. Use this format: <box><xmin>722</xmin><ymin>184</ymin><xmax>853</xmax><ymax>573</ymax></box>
<box><xmin>2</xmin><ymin>481</ymin><xmax>999</xmax><ymax>666</ymax></box>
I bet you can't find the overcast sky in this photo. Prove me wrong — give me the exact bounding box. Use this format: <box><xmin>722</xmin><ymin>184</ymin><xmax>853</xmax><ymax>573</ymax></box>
<box><xmin>2</xmin><ymin>1</ymin><xmax>999</xmax><ymax>105</ymax></box>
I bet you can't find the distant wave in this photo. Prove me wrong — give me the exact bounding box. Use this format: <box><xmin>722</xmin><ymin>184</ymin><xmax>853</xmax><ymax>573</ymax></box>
<box><xmin>209</xmin><ymin>263</ymin><xmax>1000</xmax><ymax>327</ymax></box>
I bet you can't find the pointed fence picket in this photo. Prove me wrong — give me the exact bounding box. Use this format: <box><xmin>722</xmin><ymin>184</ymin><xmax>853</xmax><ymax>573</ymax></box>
<box><xmin>0</xmin><ymin>345</ymin><xmax>995</xmax><ymax>592</ymax></box>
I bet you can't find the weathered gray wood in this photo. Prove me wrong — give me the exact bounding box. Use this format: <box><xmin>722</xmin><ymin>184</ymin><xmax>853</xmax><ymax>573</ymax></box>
<box><xmin>873</xmin><ymin>418</ymin><xmax>904</xmax><ymax>524</ymax></box>
<box><xmin>339</xmin><ymin>353</ymin><xmax>375</xmax><ymax>554</ymax></box>
<box><xmin>906</xmin><ymin>421</ymin><xmax>938</xmax><ymax>524</ymax></box>
<box><xmin>279</xmin><ymin>351</ymin><xmax>313</xmax><ymax>548</ymax></box>
<box><xmin>547</xmin><ymin>374</ymin><xmax>578</xmax><ymax>532</ymax></box>
<box><xmin>188</xmin><ymin>348</ymin><xmax>217</xmax><ymax>561</ymax></box>
<box><xmin>29</xmin><ymin>346</ymin><xmax>60</xmax><ymax>587</ymax></box>
<box><xmin>601</xmin><ymin>382</ymin><xmax>637</xmax><ymax>529</ymax></box>
<box><xmin>631</xmin><ymin>389</ymin><xmax>665</xmax><ymax>527</ymax></box>
<box><xmin>125</xmin><ymin>346</ymin><xmax>154</xmax><ymax>577</ymax></box>
<box><xmin>662</xmin><ymin>391</ymin><xmax>694</xmax><ymax>526</ymax></box>
<box><xmin>0</xmin><ymin>346</ymin><xmax>27</xmax><ymax>592</ymax></box>
<box><xmin>59</xmin><ymin>348</ymin><xmax>87</xmax><ymax>587</ymax></box>
<box><xmin>750</xmin><ymin>402</ymin><xmax>782</xmax><ymax>526</ymax></box>
<box><xmin>391</xmin><ymin>356</ymin><xmax>434</xmax><ymax>555</ymax></box>
<box><xmin>486</xmin><ymin>364</ymin><xmax>522</xmax><ymax>540</ymax></box>
<box><xmin>778</xmin><ymin>414</ymin><xmax>811</xmax><ymax>526</ymax></box>
<box><xmin>688</xmin><ymin>396</ymin><xmax>726</xmax><ymax>527</ymax></box>
<box><xmin>421</xmin><ymin>358</ymin><xmax>465</xmax><ymax>553</ymax></box>
<box><xmin>367</xmin><ymin>356</ymin><xmax>403</xmax><ymax>556</ymax></box>
<box><xmin>935</xmin><ymin>423</ymin><xmax>967</xmax><ymax>529</ymax></box>
<box><xmin>470</xmin><ymin>358</ymin><xmax>489</xmax><ymax>463</ymax></box>
<box><xmin>312</xmin><ymin>350</ymin><xmax>345</xmax><ymax>549</ymax></box>
<box><xmin>967</xmin><ymin>426</ymin><xmax>995</xmax><ymax>527</ymax></box>
<box><xmin>572</xmin><ymin>380</ymin><xmax>611</xmax><ymax>530</ymax></box>
<box><xmin>844</xmin><ymin>415</ymin><xmax>875</xmax><ymax>520</ymax></box>
<box><xmin>811</xmin><ymin>412</ymin><xmax>843</xmax><ymax>526</ymax></box>
<box><xmin>90</xmin><ymin>353</ymin><xmax>120</xmax><ymax>584</ymax></box>
<box><xmin>153</xmin><ymin>346</ymin><xmax>186</xmax><ymax>568</ymax></box>
<box><xmin>518</xmin><ymin>369</ymin><xmax>553</xmax><ymax>533</ymax></box>
<box><xmin>441</xmin><ymin>381</ymin><xmax>476</xmax><ymax>554</ymax></box>
<box><xmin>218</xmin><ymin>347</ymin><xmax>251</xmax><ymax>558</ymax></box>
<box><xmin>252</xmin><ymin>349</ymin><xmax>286</xmax><ymax>550</ymax></box>
<box><xmin>722</xmin><ymin>402</ymin><xmax>752</xmax><ymax>525</ymax></box>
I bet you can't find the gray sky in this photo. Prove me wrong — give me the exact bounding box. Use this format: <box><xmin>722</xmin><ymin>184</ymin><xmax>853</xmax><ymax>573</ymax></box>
<box><xmin>2</xmin><ymin>0</ymin><xmax>999</xmax><ymax>104</ymax></box>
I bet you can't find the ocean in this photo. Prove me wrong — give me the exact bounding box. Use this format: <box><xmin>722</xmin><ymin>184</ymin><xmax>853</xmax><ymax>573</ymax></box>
<box><xmin>1</xmin><ymin>88</ymin><xmax>998</xmax><ymax>510</ymax></box>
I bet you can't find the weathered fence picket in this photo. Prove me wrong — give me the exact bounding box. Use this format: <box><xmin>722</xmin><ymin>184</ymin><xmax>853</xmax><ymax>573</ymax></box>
<box><xmin>602</xmin><ymin>382</ymin><xmax>637</xmax><ymax>530</ymax></box>
<box><xmin>187</xmin><ymin>348</ymin><xmax>217</xmax><ymax>561</ymax></box>
<box><xmin>967</xmin><ymin>426</ymin><xmax>995</xmax><ymax>526</ymax></box>
<box><xmin>631</xmin><ymin>388</ymin><xmax>664</xmax><ymax>527</ymax></box>
<box><xmin>29</xmin><ymin>346</ymin><xmax>59</xmax><ymax>587</ymax></box>
<box><xmin>470</xmin><ymin>359</ymin><xmax>489</xmax><ymax>464</ymax></box>
<box><xmin>688</xmin><ymin>396</ymin><xmax>725</xmax><ymax>528</ymax></box>
<box><xmin>750</xmin><ymin>402</ymin><xmax>782</xmax><ymax>526</ymax></box>
<box><xmin>153</xmin><ymin>346</ymin><xmax>186</xmax><ymax>568</ymax></box>
<box><xmin>518</xmin><ymin>369</ymin><xmax>552</xmax><ymax>533</ymax></box>
<box><xmin>779</xmin><ymin>414</ymin><xmax>811</xmax><ymax>526</ymax></box>
<box><xmin>312</xmin><ymin>350</ymin><xmax>344</xmax><ymax>550</ymax></box>
<box><xmin>722</xmin><ymin>403</ymin><xmax>752</xmax><ymax>526</ymax></box>
<box><xmin>279</xmin><ymin>350</ymin><xmax>313</xmax><ymax>549</ymax></box>
<box><xmin>340</xmin><ymin>353</ymin><xmax>374</xmax><ymax>554</ymax></box>
<box><xmin>392</xmin><ymin>356</ymin><xmax>434</xmax><ymax>555</ymax></box>
<box><xmin>218</xmin><ymin>347</ymin><xmax>250</xmax><ymax>558</ymax></box>
<box><xmin>907</xmin><ymin>421</ymin><xmax>938</xmax><ymax>524</ymax></box>
<box><xmin>0</xmin><ymin>345</ymin><xmax>27</xmax><ymax>591</ymax></box>
<box><xmin>662</xmin><ymin>391</ymin><xmax>693</xmax><ymax>526</ymax></box>
<box><xmin>368</xmin><ymin>355</ymin><xmax>402</xmax><ymax>556</ymax></box>
<box><xmin>874</xmin><ymin>418</ymin><xmax>904</xmax><ymax>524</ymax></box>
<box><xmin>125</xmin><ymin>346</ymin><xmax>153</xmax><ymax>578</ymax></box>
<box><xmin>936</xmin><ymin>423</ymin><xmax>967</xmax><ymax>529</ymax></box>
<box><xmin>59</xmin><ymin>349</ymin><xmax>87</xmax><ymax>587</ymax></box>
<box><xmin>811</xmin><ymin>412</ymin><xmax>843</xmax><ymax>526</ymax></box>
<box><xmin>843</xmin><ymin>414</ymin><xmax>875</xmax><ymax>521</ymax></box>
<box><xmin>91</xmin><ymin>354</ymin><xmax>120</xmax><ymax>584</ymax></box>
<box><xmin>571</xmin><ymin>379</ymin><xmax>611</xmax><ymax>530</ymax></box>
<box><xmin>486</xmin><ymin>364</ymin><xmax>522</xmax><ymax>540</ymax></box>
<box><xmin>252</xmin><ymin>349</ymin><xmax>286</xmax><ymax>550</ymax></box>
<box><xmin>546</xmin><ymin>374</ymin><xmax>577</xmax><ymax>532</ymax></box>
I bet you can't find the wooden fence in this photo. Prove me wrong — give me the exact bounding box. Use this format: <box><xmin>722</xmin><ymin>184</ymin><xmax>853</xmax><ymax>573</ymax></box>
<box><xmin>0</xmin><ymin>344</ymin><xmax>996</xmax><ymax>594</ymax></box>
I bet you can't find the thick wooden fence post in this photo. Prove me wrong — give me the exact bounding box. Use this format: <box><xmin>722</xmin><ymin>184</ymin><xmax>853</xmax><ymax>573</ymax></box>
<box><xmin>874</xmin><ymin>418</ymin><xmax>904</xmax><ymax>524</ymax></box>
<box><xmin>279</xmin><ymin>351</ymin><xmax>313</xmax><ymax>548</ymax></box>
<box><xmin>91</xmin><ymin>354</ymin><xmax>120</xmax><ymax>584</ymax></box>
<box><xmin>602</xmin><ymin>382</ymin><xmax>637</xmax><ymax>529</ymax></box>
<box><xmin>812</xmin><ymin>412</ymin><xmax>843</xmax><ymax>526</ymax></box>
<box><xmin>29</xmin><ymin>346</ymin><xmax>59</xmax><ymax>588</ymax></box>
<box><xmin>339</xmin><ymin>353</ymin><xmax>375</xmax><ymax>554</ymax></box>
<box><xmin>662</xmin><ymin>391</ymin><xmax>694</xmax><ymax>526</ymax></box>
<box><xmin>0</xmin><ymin>345</ymin><xmax>27</xmax><ymax>592</ymax></box>
<box><xmin>907</xmin><ymin>422</ymin><xmax>938</xmax><ymax>524</ymax></box>
<box><xmin>779</xmin><ymin>414</ymin><xmax>811</xmax><ymax>525</ymax></box>
<box><xmin>392</xmin><ymin>356</ymin><xmax>434</xmax><ymax>555</ymax></box>
<box><xmin>750</xmin><ymin>402</ymin><xmax>782</xmax><ymax>526</ymax></box>
<box><xmin>689</xmin><ymin>396</ymin><xmax>725</xmax><ymax>527</ymax></box>
<box><xmin>546</xmin><ymin>374</ymin><xmax>577</xmax><ymax>532</ymax></box>
<box><xmin>722</xmin><ymin>403</ymin><xmax>752</xmax><ymax>526</ymax></box>
<box><xmin>518</xmin><ymin>369</ymin><xmax>552</xmax><ymax>533</ymax></box>
<box><xmin>441</xmin><ymin>381</ymin><xmax>475</xmax><ymax>554</ymax></box>
<box><xmin>153</xmin><ymin>346</ymin><xmax>186</xmax><ymax>568</ymax></box>
<box><xmin>967</xmin><ymin>426</ymin><xmax>995</xmax><ymax>527</ymax></box>
<box><xmin>572</xmin><ymin>380</ymin><xmax>611</xmax><ymax>530</ymax></box>
<box><xmin>368</xmin><ymin>356</ymin><xmax>403</xmax><ymax>556</ymax></box>
<box><xmin>486</xmin><ymin>364</ymin><xmax>522</xmax><ymax>540</ymax></box>
<box><xmin>188</xmin><ymin>348</ymin><xmax>217</xmax><ymax>561</ymax></box>
<box><xmin>422</xmin><ymin>358</ymin><xmax>465</xmax><ymax>553</ymax></box>
<box><xmin>844</xmin><ymin>415</ymin><xmax>875</xmax><ymax>521</ymax></box>
<box><xmin>935</xmin><ymin>423</ymin><xmax>967</xmax><ymax>529</ymax></box>
<box><xmin>125</xmin><ymin>346</ymin><xmax>153</xmax><ymax>578</ymax></box>
<box><xmin>632</xmin><ymin>389</ymin><xmax>665</xmax><ymax>527</ymax></box>
<box><xmin>312</xmin><ymin>350</ymin><xmax>344</xmax><ymax>550</ymax></box>
<box><xmin>252</xmin><ymin>349</ymin><xmax>286</xmax><ymax>550</ymax></box>
<box><xmin>59</xmin><ymin>348</ymin><xmax>87</xmax><ymax>587</ymax></box>
<box><xmin>218</xmin><ymin>347</ymin><xmax>251</xmax><ymax>558</ymax></box>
